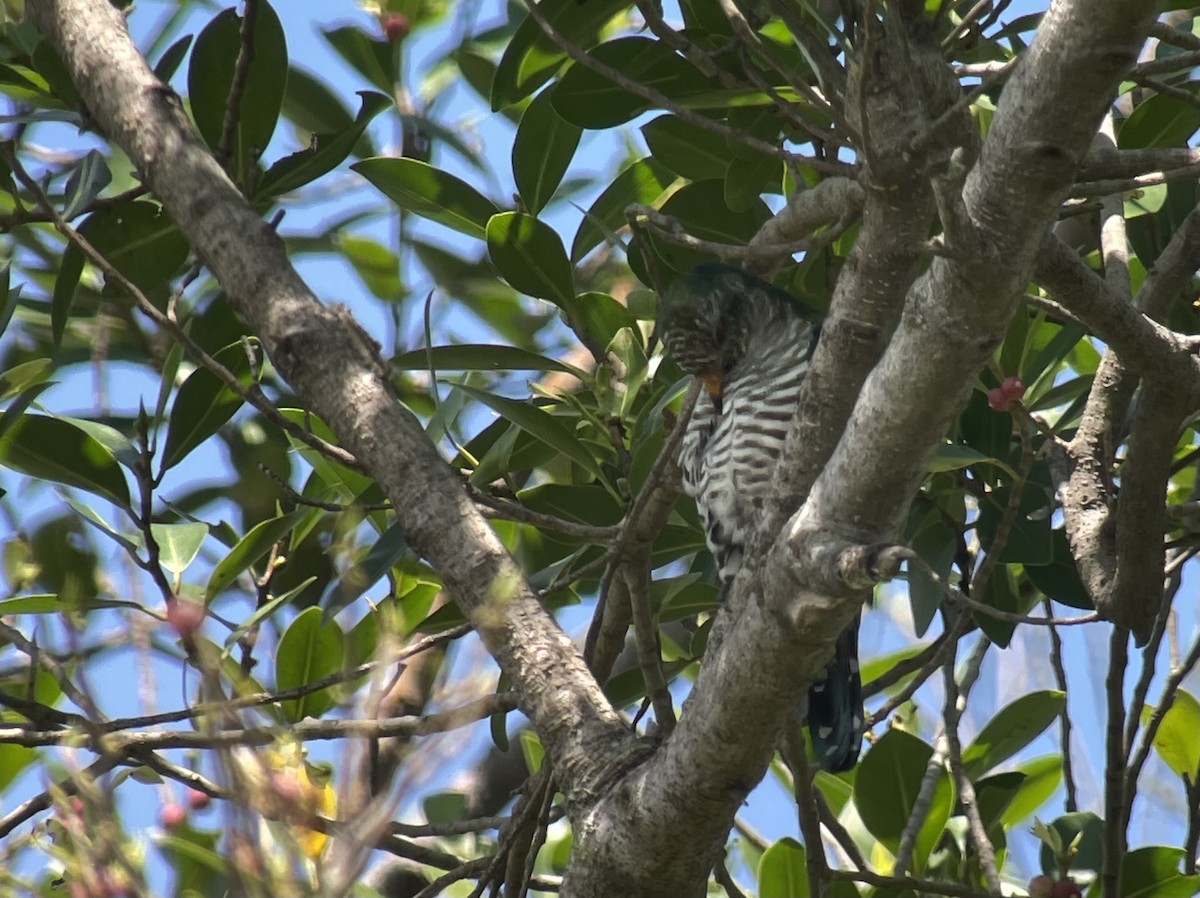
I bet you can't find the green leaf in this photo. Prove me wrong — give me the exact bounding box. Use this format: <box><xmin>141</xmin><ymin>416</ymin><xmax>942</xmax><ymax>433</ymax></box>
<box><xmin>259</xmin><ymin>91</ymin><xmax>390</xmax><ymax>199</ymax></box>
<box><xmin>321</xmin><ymin>519</ymin><xmax>409</xmax><ymax>620</ymax></box>
<box><xmin>276</xmin><ymin>606</ymin><xmax>345</xmax><ymax>722</ymax></box>
<box><xmin>491</xmin><ymin>0</ymin><xmax>627</xmax><ymax>109</ymax></box>
<box><xmin>0</xmin><ymin>414</ymin><xmax>130</xmax><ymax>508</ymax></box>
<box><xmin>50</xmin><ymin>243</ymin><xmax>84</xmax><ymax>349</ymax></box>
<box><xmin>1000</xmin><ymin>755</ymin><xmax>1062</xmax><ymax>828</ymax></box>
<box><xmin>758</xmin><ymin>837</ymin><xmax>808</xmax><ymax>898</ymax></box>
<box><xmin>152</xmin><ymin>34</ymin><xmax>194</xmax><ymax>83</ymax></box>
<box><xmin>928</xmin><ymin>442</ymin><xmax>991</xmax><ymax>473</ymax></box>
<box><xmin>1140</xmin><ymin>690</ymin><xmax>1200</xmax><ymax>779</ymax></box>
<box><xmin>571</xmin><ymin>157</ymin><xmax>675</xmax><ymax>262</ymax></box>
<box><xmin>353</xmin><ymin>157</ymin><xmax>499</xmax><ymax>239</ymax></box>
<box><xmin>453</xmin><ymin>384</ymin><xmax>602</xmax><ymax>479</ymax></box>
<box><xmin>188</xmin><ymin>0</ymin><xmax>288</xmax><ymax>180</ymax></box>
<box><xmin>642</xmin><ymin>114</ymin><xmax>732</xmax><ymax>181</ymax></box>
<box><xmin>513</xmin><ymin>87</ymin><xmax>582</xmax><ymax>216</ymax></box>
<box><xmin>559</xmin><ymin>292</ymin><xmax>638</xmax><ymax>360</ymax></box>
<box><xmin>552</xmin><ymin>37</ymin><xmax>708</xmax><ymax>129</ymax></box>
<box><xmin>61</xmin><ymin>492</ymin><xmax>140</xmax><ymax>553</ymax></box>
<box><xmin>854</xmin><ymin>728</ymin><xmax>953</xmax><ymax>872</ymax></box>
<box><xmin>322</xmin><ymin>24</ymin><xmax>394</xmax><ymax>94</ymax></box>
<box><xmin>1117</xmin><ymin>846</ymin><xmax>1200</xmax><ymax>898</ymax></box>
<box><xmin>1120</xmin><ymin>93</ymin><xmax>1200</xmax><ymax>149</ymax></box>
<box><xmin>151</xmin><ymin>522</ymin><xmax>209</xmax><ymax>577</ymax></box>
<box><xmin>486</xmin><ymin>211</ymin><xmax>574</xmax><ymax>303</ymax></box>
<box><xmin>392</xmin><ymin>344</ymin><xmax>583</xmax><ymax>376</ymax></box>
<box><xmin>61</xmin><ymin>150</ymin><xmax>111</xmax><ymax>220</ymax></box>
<box><xmin>0</xmin><ymin>359</ymin><xmax>52</xmax><ymax>402</ymax></box>
<box><xmin>76</xmin><ymin>200</ymin><xmax>189</xmax><ymax>306</ymax></box>
<box><xmin>206</xmin><ymin>510</ymin><xmax>307</xmax><ymax>601</ymax></box>
<box><xmin>161</xmin><ymin>342</ymin><xmax>257</xmax><ymax>472</ymax></box>
<box><xmin>1038</xmin><ymin>811</ymin><xmax>1104</xmax><ymax>875</ymax></box>
<box><xmin>962</xmin><ymin>690</ymin><xmax>1065</xmax><ymax>780</ymax></box>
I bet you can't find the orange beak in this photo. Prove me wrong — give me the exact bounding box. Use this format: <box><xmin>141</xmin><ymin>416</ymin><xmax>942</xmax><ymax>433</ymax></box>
<box><xmin>701</xmin><ymin>372</ymin><xmax>724</xmax><ymax>414</ymax></box>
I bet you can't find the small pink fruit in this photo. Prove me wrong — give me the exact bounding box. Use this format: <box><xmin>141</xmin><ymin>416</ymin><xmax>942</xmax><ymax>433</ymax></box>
<box><xmin>187</xmin><ymin>788</ymin><xmax>211</xmax><ymax>811</ymax></box>
<box><xmin>159</xmin><ymin>801</ymin><xmax>188</xmax><ymax>830</ymax></box>
<box><xmin>1051</xmin><ymin>881</ymin><xmax>1082</xmax><ymax>898</ymax></box>
<box><xmin>1001</xmin><ymin>375</ymin><xmax>1026</xmax><ymax>400</ymax></box>
<box><xmin>987</xmin><ymin>386</ymin><xmax>1010</xmax><ymax>411</ymax></box>
<box><xmin>166</xmin><ymin>599</ymin><xmax>205</xmax><ymax>641</ymax></box>
<box><xmin>381</xmin><ymin>12</ymin><xmax>410</xmax><ymax>42</ymax></box>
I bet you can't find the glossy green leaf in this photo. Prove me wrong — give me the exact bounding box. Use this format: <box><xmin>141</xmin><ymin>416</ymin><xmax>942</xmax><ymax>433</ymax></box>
<box><xmin>962</xmin><ymin>690</ymin><xmax>1065</xmax><ymax>780</ymax></box>
<box><xmin>61</xmin><ymin>150</ymin><xmax>111</xmax><ymax>220</ymax></box>
<box><xmin>1000</xmin><ymin>755</ymin><xmax>1062</xmax><ymax>828</ymax></box>
<box><xmin>260</xmin><ymin>91</ymin><xmax>389</xmax><ymax>199</ymax></box>
<box><xmin>453</xmin><ymin>384</ymin><xmax>602</xmax><ymax>479</ymax></box>
<box><xmin>276</xmin><ymin>606</ymin><xmax>345</xmax><ymax>722</ymax></box>
<box><xmin>353</xmin><ymin>157</ymin><xmax>499</xmax><ymax>239</ymax></box>
<box><xmin>513</xmin><ymin>87</ymin><xmax>581</xmax><ymax>216</ymax></box>
<box><xmin>161</xmin><ymin>342</ymin><xmax>257</xmax><ymax>472</ymax></box>
<box><xmin>642</xmin><ymin>114</ymin><xmax>732</xmax><ymax>181</ymax></box>
<box><xmin>205</xmin><ymin>510</ymin><xmax>307</xmax><ymax>601</ymax></box>
<box><xmin>560</xmin><ymin>292</ymin><xmax>638</xmax><ymax>360</ymax></box>
<box><xmin>552</xmin><ymin>37</ymin><xmax>708</xmax><ymax>129</ymax></box>
<box><xmin>1038</xmin><ymin>811</ymin><xmax>1103</xmax><ymax>875</ymax></box>
<box><xmin>322</xmin><ymin>24</ymin><xmax>394</xmax><ymax>94</ymax></box>
<box><xmin>151</xmin><ymin>522</ymin><xmax>209</xmax><ymax>577</ymax></box>
<box><xmin>152</xmin><ymin>34</ymin><xmax>193</xmax><ymax>83</ymax></box>
<box><xmin>188</xmin><ymin>0</ymin><xmax>288</xmax><ymax>179</ymax></box>
<box><xmin>758</xmin><ymin>837</ymin><xmax>808</xmax><ymax>898</ymax></box>
<box><xmin>50</xmin><ymin>243</ymin><xmax>84</xmax><ymax>349</ymax></box>
<box><xmin>486</xmin><ymin>211</ymin><xmax>574</xmax><ymax>303</ymax></box>
<box><xmin>571</xmin><ymin>157</ymin><xmax>675</xmax><ymax>261</ymax></box>
<box><xmin>392</xmin><ymin>344</ymin><xmax>583</xmax><ymax>376</ymax></box>
<box><xmin>491</xmin><ymin>0</ymin><xmax>627</xmax><ymax>109</ymax></box>
<box><xmin>76</xmin><ymin>200</ymin><xmax>189</xmax><ymax>306</ymax></box>
<box><xmin>0</xmin><ymin>360</ymin><xmax>51</xmax><ymax>403</ymax></box>
<box><xmin>1140</xmin><ymin>690</ymin><xmax>1200</xmax><ymax>779</ymax></box>
<box><xmin>58</xmin><ymin>494</ymin><xmax>139</xmax><ymax>556</ymax></box>
<box><xmin>928</xmin><ymin>442</ymin><xmax>990</xmax><ymax>473</ymax></box>
<box><xmin>321</xmin><ymin>519</ymin><xmax>408</xmax><ymax>620</ymax></box>
<box><xmin>1120</xmin><ymin>93</ymin><xmax>1200</xmax><ymax>149</ymax></box>
<box><xmin>975</xmin><ymin>564</ymin><xmax>1019</xmax><ymax>648</ymax></box>
<box><xmin>0</xmin><ymin>414</ymin><xmax>130</xmax><ymax>508</ymax></box>
<box><xmin>1117</xmin><ymin>846</ymin><xmax>1200</xmax><ymax>898</ymax></box>
<box><xmin>855</xmin><ymin>728</ymin><xmax>953</xmax><ymax>872</ymax></box>
<box><xmin>1025</xmin><ymin>528</ymin><xmax>1092</xmax><ymax>609</ymax></box>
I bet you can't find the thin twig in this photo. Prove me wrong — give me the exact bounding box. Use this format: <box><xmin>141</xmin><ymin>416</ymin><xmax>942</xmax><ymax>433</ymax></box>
<box><xmin>941</xmin><ymin>638</ymin><xmax>1001</xmax><ymax>894</ymax></box>
<box><xmin>1044</xmin><ymin>598</ymin><xmax>1078</xmax><ymax>813</ymax></box>
<box><xmin>217</xmin><ymin>0</ymin><xmax>259</xmax><ymax>172</ymax></box>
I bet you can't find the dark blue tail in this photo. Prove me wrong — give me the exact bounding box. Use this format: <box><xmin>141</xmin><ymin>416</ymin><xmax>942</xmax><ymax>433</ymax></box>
<box><xmin>806</xmin><ymin>615</ymin><xmax>863</xmax><ymax>772</ymax></box>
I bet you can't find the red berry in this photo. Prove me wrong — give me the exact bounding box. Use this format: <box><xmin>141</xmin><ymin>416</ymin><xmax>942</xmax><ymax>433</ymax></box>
<box><xmin>381</xmin><ymin>12</ymin><xmax>410</xmax><ymax>42</ymax></box>
<box><xmin>166</xmin><ymin>599</ymin><xmax>205</xmax><ymax>641</ymax></box>
<box><xmin>187</xmin><ymin>788</ymin><xmax>212</xmax><ymax>811</ymax></box>
<box><xmin>987</xmin><ymin>386</ymin><xmax>1010</xmax><ymax>411</ymax></box>
<box><xmin>158</xmin><ymin>801</ymin><xmax>188</xmax><ymax>830</ymax></box>
<box><xmin>1001</xmin><ymin>375</ymin><xmax>1026</xmax><ymax>400</ymax></box>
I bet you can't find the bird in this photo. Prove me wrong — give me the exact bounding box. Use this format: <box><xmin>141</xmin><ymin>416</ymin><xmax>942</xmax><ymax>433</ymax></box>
<box><xmin>658</xmin><ymin>261</ymin><xmax>864</xmax><ymax>772</ymax></box>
